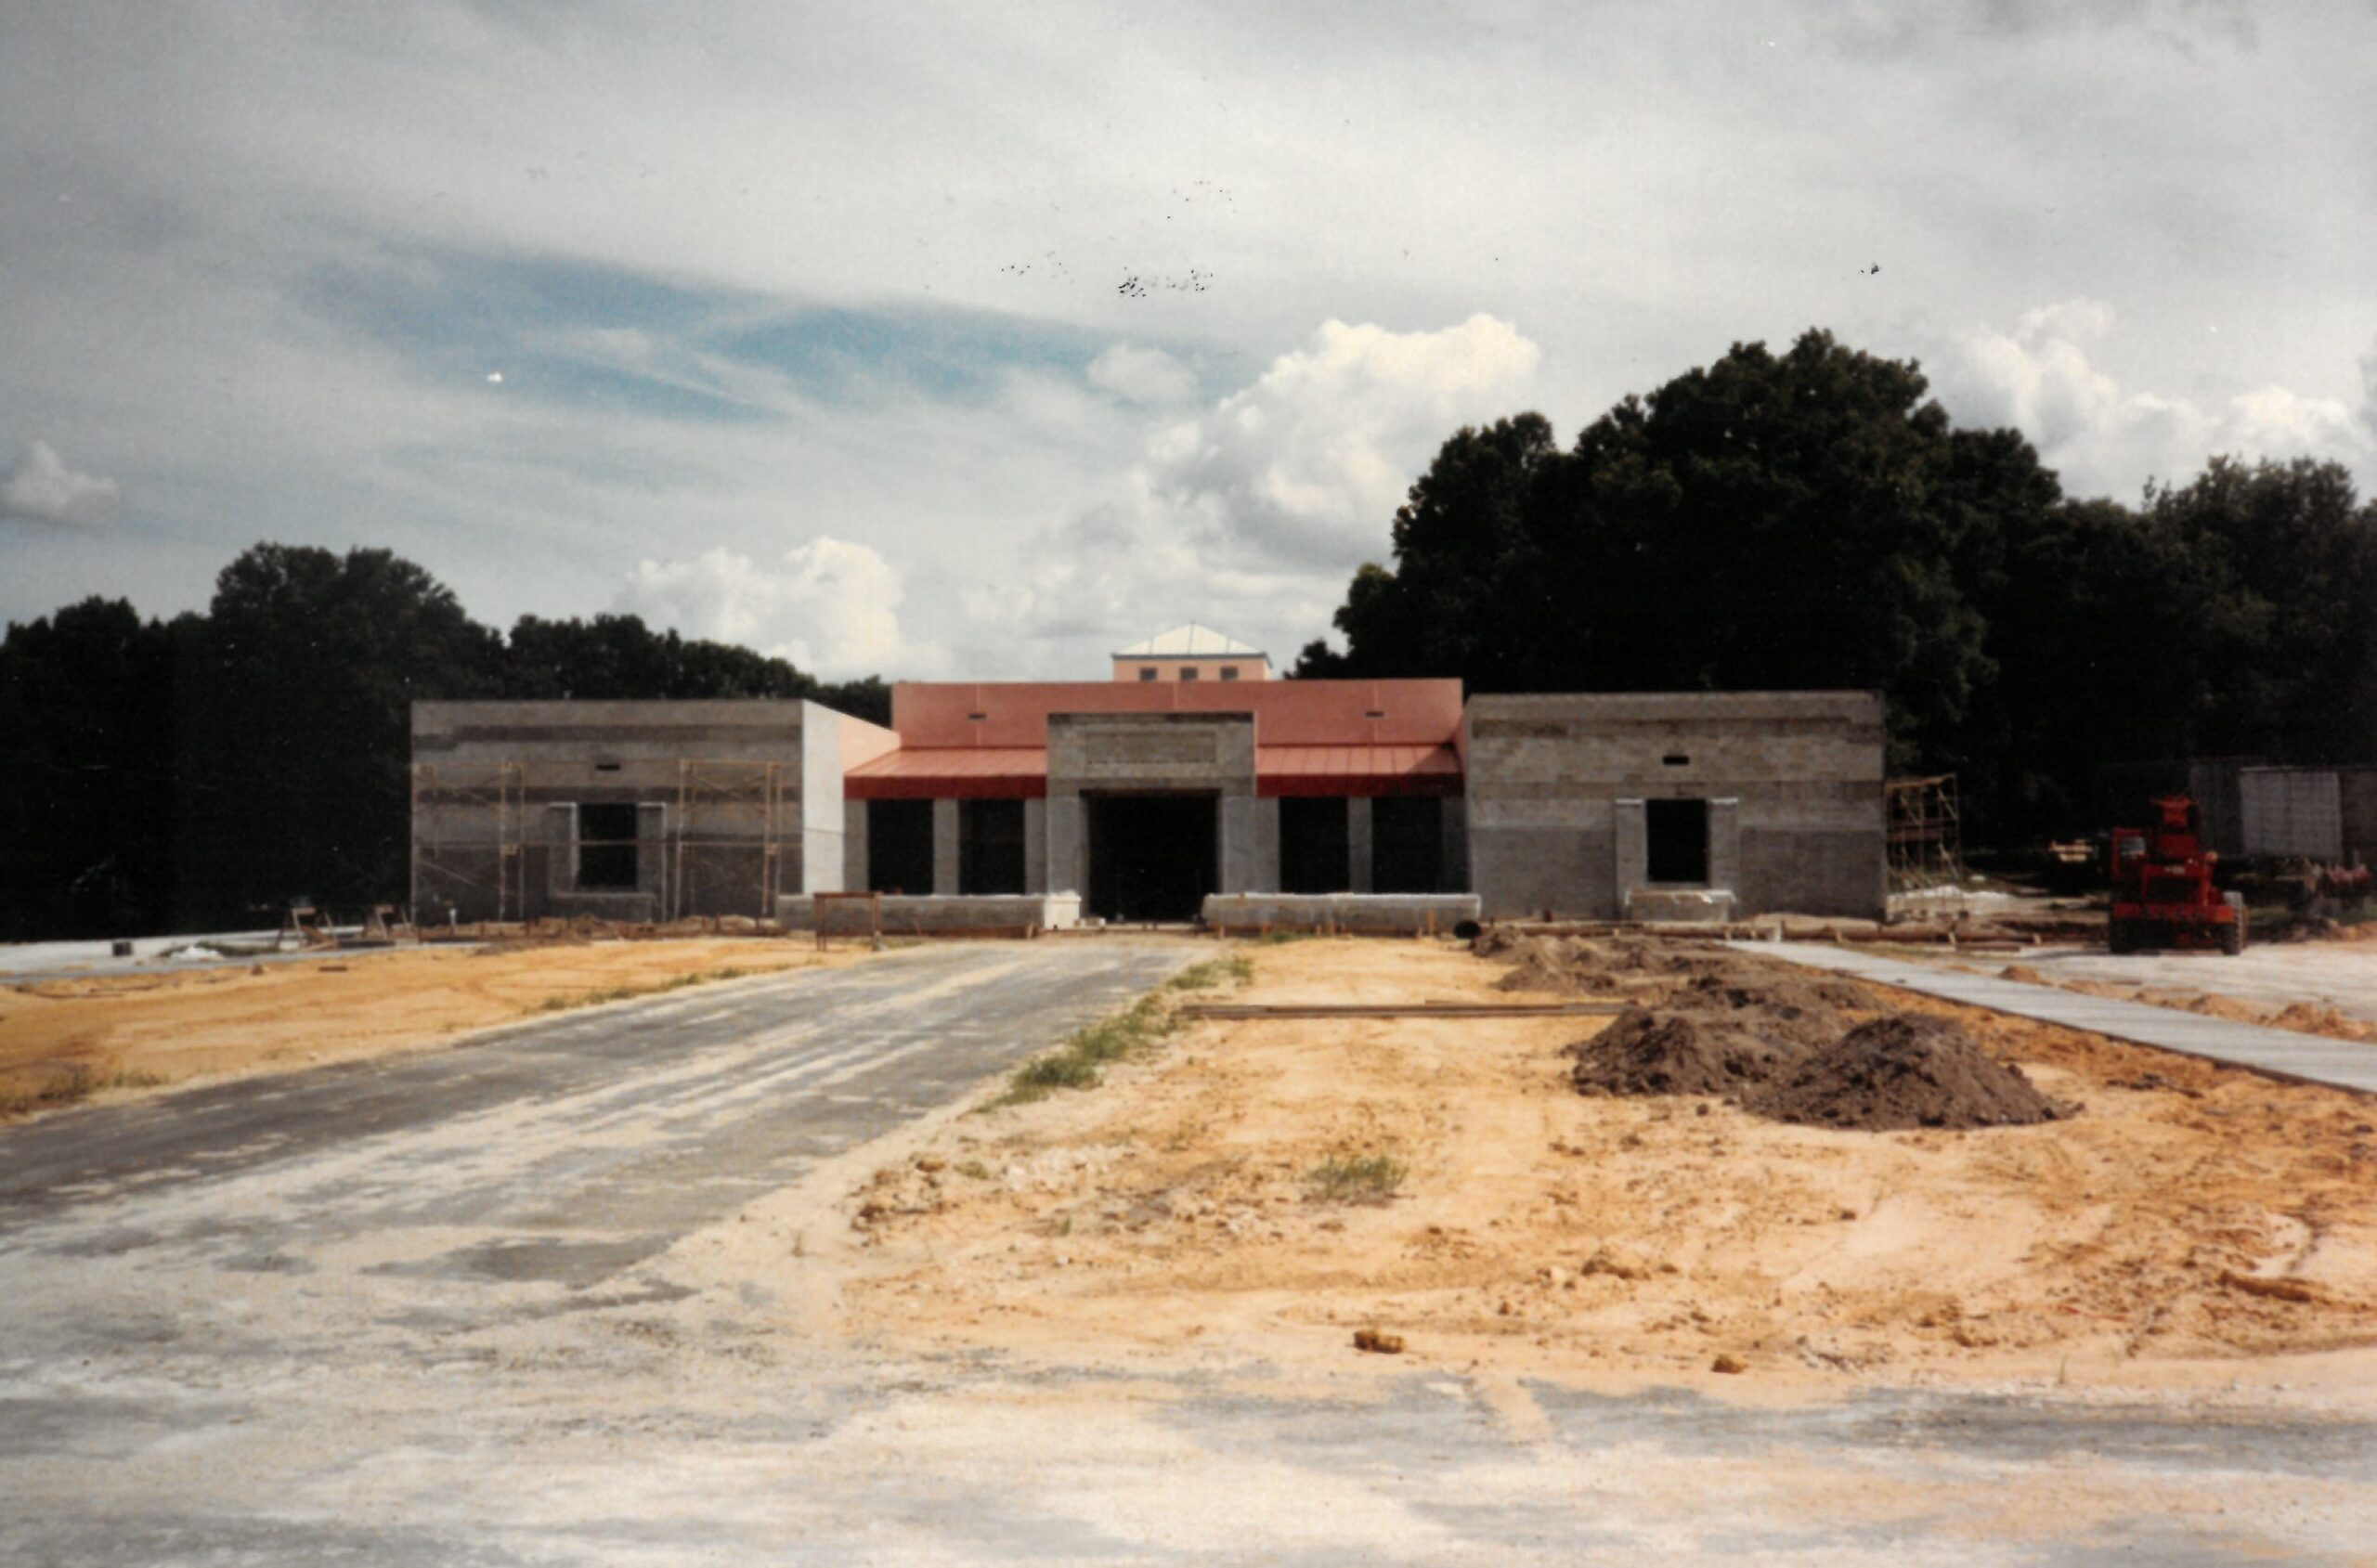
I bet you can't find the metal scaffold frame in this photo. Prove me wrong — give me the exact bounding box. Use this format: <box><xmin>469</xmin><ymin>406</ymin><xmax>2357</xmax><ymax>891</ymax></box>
<box><xmin>672</xmin><ymin>759</ymin><xmax>785</xmax><ymax>921</ymax></box>
<box><xmin>410</xmin><ymin>760</ymin><xmax>526</xmax><ymax>923</ymax></box>
<box><xmin>1885</xmin><ymin>772</ymin><xmax>1964</xmax><ymax>897</ymax></box>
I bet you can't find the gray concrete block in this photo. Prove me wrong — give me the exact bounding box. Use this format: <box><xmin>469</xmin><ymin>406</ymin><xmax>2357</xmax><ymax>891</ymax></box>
<box><xmin>776</xmin><ymin>893</ymin><xmax>1082</xmax><ymax>933</ymax></box>
<box><xmin>1203</xmin><ymin>893</ymin><xmax>1481</xmax><ymax>934</ymax></box>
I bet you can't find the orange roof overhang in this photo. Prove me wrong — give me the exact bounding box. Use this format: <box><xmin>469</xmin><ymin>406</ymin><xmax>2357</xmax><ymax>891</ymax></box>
<box><xmin>843</xmin><ymin>744</ymin><xmax>1462</xmax><ymax>800</ymax></box>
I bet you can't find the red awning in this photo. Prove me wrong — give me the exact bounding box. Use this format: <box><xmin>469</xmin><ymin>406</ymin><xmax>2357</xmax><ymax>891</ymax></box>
<box><xmin>1257</xmin><ymin>744</ymin><xmax>1462</xmax><ymax>797</ymax></box>
<box><xmin>844</xmin><ymin>742</ymin><xmax>1464</xmax><ymax>799</ymax></box>
<box><xmin>844</xmin><ymin>748</ymin><xmax>1046</xmax><ymax>799</ymax></box>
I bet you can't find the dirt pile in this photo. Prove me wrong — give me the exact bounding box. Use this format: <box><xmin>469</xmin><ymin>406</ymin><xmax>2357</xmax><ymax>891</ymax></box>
<box><xmin>1747</xmin><ymin>1015</ymin><xmax>2070</xmax><ymax>1132</ymax></box>
<box><xmin>1661</xmin><ymin>970</ymin><xmax>1869</xmax><ymax>1049</ymax></box>
<box><xmin>1493</xmin><ymin>934</ymin><xmax>2076</xmax><ymax>1134</ymax></box>
<box><xmin>1565</xmin><ymin>1007</ymin><xmax>1791</xmax><ymax>1097</ymax></box>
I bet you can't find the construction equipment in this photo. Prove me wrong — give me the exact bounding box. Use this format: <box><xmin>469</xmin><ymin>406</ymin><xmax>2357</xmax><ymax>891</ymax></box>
<box><xmin>2106</xmin><ymin>797</ymin><xmax>2246</xmax><ymax>954</ymax></box>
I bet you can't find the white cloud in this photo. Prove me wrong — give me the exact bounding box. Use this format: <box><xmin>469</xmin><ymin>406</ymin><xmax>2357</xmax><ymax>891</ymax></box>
<box><xmin>1086</xmin><ymin>343</ymin><xmax>1197</xmax><ymax>406</ymax></box>
<box><xmin>971</xmin><ymin>316</ymin><xmax>1541</xmax><ymax>672</ymax></box>
<box><xmin>1146</xmin><ymin>315</ymin><xmax>1539</xmax><ymax>568</ymax></box>
<box><xmin>616</xmin><ymin>536</ymin><xmax>946</xmax><ymax>679</ymax></box>
<box><xmin>1929</xmin><ymin>302</ymin><xmax>2376</xmax><ymax>498</ymax></box>
<box><xmin>0</xmin><ymin>439</ymin><xmax>122</xmax><ymax>528</ymax></box>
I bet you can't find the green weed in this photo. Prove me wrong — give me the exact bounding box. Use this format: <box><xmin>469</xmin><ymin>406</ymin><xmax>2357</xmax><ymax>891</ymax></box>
<box><xmin>1305</xmin><ymin>1151</ymin><xmax>1408</xmax><ymax>1204</ymax></box>
<box><xmin>990</xmin><ymin>952</ymin><xmax>1248</xmax><ymax>1108</ymax></box>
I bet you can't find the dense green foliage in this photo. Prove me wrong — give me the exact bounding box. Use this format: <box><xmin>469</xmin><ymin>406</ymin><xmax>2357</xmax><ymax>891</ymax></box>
<box><xmin>0</xmin><ymin>544</ymin><xmax>891</xmax><ymax>939</ymax></box>
<box><xmin>1299</xmin><ymin>330</ymin><xmax>2377</xmax><ymax>844</ymax></box>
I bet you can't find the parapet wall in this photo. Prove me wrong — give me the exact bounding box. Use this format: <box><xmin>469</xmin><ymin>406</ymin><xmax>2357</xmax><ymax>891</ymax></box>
<box><xmin>1463</xmin><ymin>691</ymin><xmax>1885</xmax><ymax>920</ymax></box>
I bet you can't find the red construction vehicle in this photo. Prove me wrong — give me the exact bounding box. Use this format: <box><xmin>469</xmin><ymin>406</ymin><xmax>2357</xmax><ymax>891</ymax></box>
<box><xmin>2106</xmin><ymin>796</ymin><xmax>2246</xmax><ymax>954</ymax></box>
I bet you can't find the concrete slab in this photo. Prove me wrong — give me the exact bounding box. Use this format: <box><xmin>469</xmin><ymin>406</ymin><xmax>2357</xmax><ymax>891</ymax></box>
<box><xmin>1739</xmin><ymin>940</ymin><xmax>2377</xmax><ymax>1097</ymax></box>
<box><xmin>1203</xmin><ymin>892</ymin><xmax>1481</xmax><ymax>935</ymax></box>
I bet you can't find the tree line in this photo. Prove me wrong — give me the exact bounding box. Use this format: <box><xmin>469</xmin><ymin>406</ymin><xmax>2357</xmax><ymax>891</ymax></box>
<box><xmin>0</xmin><ymin>543</ymin><xmax>889</xmax><ymax>940</ymax></box>
<box><xmin>1296</xmin><ymin>330</ymin><xmax>2377</xmax><ymax>849</ymax></box>
<box><xmin>8</xmin><ymin>328</ymin><xmax>2373</xmax><ymax>939</ymax></box>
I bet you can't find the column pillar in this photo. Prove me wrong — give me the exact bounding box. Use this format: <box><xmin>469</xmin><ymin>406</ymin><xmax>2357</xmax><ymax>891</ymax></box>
<box><xmin>1023</xmin><ymin>797</ymin><xmax>1047</xmax><ymax>894</ymax></box>
<box><xmin>931</xmin><ymin>798</ymin><xmax>960</xmax><ymax>896</ymax></box>
<box><xmin>843</xmin><ymin>798</ymin><xmax>869</xmax><ymax>891</ymax></box>
<box><xmin>1347</xmin><ymin>797</ymin><xmax>1374</xmax><ymax>893</ymax></box>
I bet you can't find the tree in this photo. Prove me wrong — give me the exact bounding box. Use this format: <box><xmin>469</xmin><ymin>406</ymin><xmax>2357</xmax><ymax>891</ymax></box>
<box><xmin>0</xmin><ymin>599</ymin><xmax>179</xmax><ymax>939</ymax></box>
<box><xmin>171</xmin><ymin>545</ymin><xmax>505</xmax><ymax>925</ymax></box>
<box><xmin>1312</xmin><ymin>332</ymin><xmax>2029</xmax><ymax>769</ymax></box>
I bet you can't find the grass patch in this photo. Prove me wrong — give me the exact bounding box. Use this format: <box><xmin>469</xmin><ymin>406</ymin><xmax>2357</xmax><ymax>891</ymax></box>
<box><xmin>1305</xmin><ymin>1151</ymin><xmax>1409</xmax><ymax>1204</ymax></box>
<box><xmin>534</xmin><ymin>966</ymin><xmax>754</xmax><ymax>1014</ymax></box>
<box><xmin>990</xmin><ymin>951</ymin><xmax>1252</xmax><ymax>1108</ymax></box>
<box><xmin>0</xmin><ymin>1063</ymin><xmax>170</xmax><ymax>1117</ymax></box>
<box><xmin>1165</xmin><ymin>953</ymin><xmax>1254</xmax><ymax>991</ymax></box>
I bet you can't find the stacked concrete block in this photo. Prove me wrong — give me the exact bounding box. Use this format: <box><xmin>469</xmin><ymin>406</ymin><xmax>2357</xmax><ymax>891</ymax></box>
<box><xmin>410</xmin><ymin>699</ymin><xmax>888</xmax><ymax>924</ymax></box>
<box><xmin>1462</xmin><ymin>692</ymin><xmax>1885</xmax><ymax>920</ymax></box>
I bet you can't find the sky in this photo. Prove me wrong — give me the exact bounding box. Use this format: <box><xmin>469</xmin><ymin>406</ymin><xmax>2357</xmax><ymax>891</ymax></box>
<box><xmin>5</xmin><ymin>0</ymin><xmax>2376</xmax><ymax>680</ymax></box>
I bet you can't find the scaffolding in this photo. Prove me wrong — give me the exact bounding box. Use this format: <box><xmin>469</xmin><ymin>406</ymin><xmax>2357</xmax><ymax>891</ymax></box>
<box><xmin>1885</xmin><ymin>772</ymin><xmax>1964</xmax><ymax>898</ymax></box>
<box><xmin>410</xmin><ymin>758</ymin><xmax>789</xmax><ymax>924</ymax></box>
<box><xmin>409</xmin><ymin>760</ymin><xmax>526</xmax><ymax>924</ymax></box>
<box><xmin>672</xmin><ymin>759</ymin><xmax>786</xmax><ymax>921</ymax></box>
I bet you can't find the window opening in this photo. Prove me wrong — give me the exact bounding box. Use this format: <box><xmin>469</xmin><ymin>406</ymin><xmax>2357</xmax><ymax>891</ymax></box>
<box><xmin>1279</xmin><ymin>797</ymin><xmax>1350</xmax><ymax>893</ymax></box>
<box><xmin>1372</xmin><ymin>796</ymin><xmax>1443</xmax><ymax>892</ymax></box>
<box><xmin>958</xmin><ymin>797</ymin><xmax>1027</xmax><ymax>894</ymax></box>
<box><xmin>866</xmin><ymin>798</ymin><xmax>934</xmax><ymax>894</ymax></box>
<box><xmin>1645</xmin><ymin>797</ymin><xmax>1709</xmax><ymax>884</ymax></box>
<box><xmin>577</xmin><ymin>802</ymin><xmax>641</xmax><ymax>890</ymax></box>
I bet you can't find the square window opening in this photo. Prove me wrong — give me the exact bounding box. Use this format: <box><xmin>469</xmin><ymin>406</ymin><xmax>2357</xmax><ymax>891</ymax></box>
<box><xmin>577</xmin><ymin>802</ymin><xmax>641</xmax><ymax>890</ymax></box>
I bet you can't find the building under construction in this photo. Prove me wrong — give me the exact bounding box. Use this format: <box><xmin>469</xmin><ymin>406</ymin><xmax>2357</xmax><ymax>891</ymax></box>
<box><xmin>410</xmin><ymin>628</ymin><xmax>1887</xmax><ymax>925</ymax></box>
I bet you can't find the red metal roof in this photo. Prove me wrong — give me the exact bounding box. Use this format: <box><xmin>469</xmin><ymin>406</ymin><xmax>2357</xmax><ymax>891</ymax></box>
<box><xmin>888</xmin><ymin>678</ymin><xmax>1464</xmax><ymax>749</ymax></box>
<box><xmin>844</xmin><ymin>743</ymin><xmax>1461</xmax><ymax>799</ymax></box>
<box><xmin>1257</xmin><ymin>744</ymin><xmax>1462</xmax><ymax>797</ymax></box>
<box><xmin>845</xmin><ymin>747</ymin><xmax>1045</xmax><ymax>799</ymax></box>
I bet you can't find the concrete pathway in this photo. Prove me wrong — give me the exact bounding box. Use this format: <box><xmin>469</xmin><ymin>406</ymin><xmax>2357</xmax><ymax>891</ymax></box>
<box><xmin>1740</xmin><ymin>940</ymin><xmax>2377</xmax><ymax>1096</ymax></box>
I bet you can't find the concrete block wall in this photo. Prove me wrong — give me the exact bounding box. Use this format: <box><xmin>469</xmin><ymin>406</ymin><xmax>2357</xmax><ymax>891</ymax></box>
<box><xmin>1043</xmin><ymin>712</ymin><xmax>1278</xmax><ymax>896</ymax></box>
<box><xmin>410</xmin><ymin>699</ymin><xmax>890</xmax><ymax>922</ymax></box>
<box><xmin>1462</xmin><ymin>692</ymin><xmax>1885</xmax><ymax>919</ymax></box>
<box><xmin>2241</xmin><ymin>767</ymin><xmax>2345</xmax><ymax>860</ymax></box>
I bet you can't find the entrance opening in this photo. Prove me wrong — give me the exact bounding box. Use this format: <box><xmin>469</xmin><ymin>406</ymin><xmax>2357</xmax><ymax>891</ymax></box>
<box><xmin>1279</xmin><ymin>797</ymin><xmax>1350</xmax><ymax>893</ymax></box>
<box><xmin>578</xmin><ymin>803</ymin><xmax>641</xmax><ymax>890</ymax></box>
<box><xmin>866</xmin><ymin>798</ymin><xmax>934</xmax><ymax>894</ymax></box>
<box><xmin>1086</xmin><ymin>792</ymin><xmax>1216</xmax><ymax>921</ymax></box>
<box><xmin>959</xmin><ymin>797</ymin><xmax>1027</xmax><ymax>894</ymax></box>
<box><xmin>1646</xmin><ymin>797</ymin><xmax>1709</xmax><ymax>883</ymax></box>
<box><xmin>1373</xmin><ymin>796</ymin><xmax>1443</xmax><ymax>893</ymax></box>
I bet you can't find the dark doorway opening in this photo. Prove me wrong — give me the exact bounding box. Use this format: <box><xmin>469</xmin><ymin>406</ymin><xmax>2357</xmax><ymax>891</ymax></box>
<box><xmin>578</xmin><ymin>803</ymin><xmax>641</xmax><ymax>890</ymax></box>
<box><xmin>1086</xmin><ymin>792</ymin><xmax>1216</xmax><ymax>921</ymax></box>
<box><xmin>1373</xmin><ymin>796</ymin><xmax>1443</xmax><ymax>893</ymax></box>
<box><xmin>1646</xmin><ymin>797</ymin><xmax>1709</xmax><ymax>883</ymax></box>
<box><xmin>1279</xmin><ymin>797</ymin><xmax>1350</xmax><ymax>893</ymax></box>
<box><xmin>867</xmin><ymin>798</ymin><xmax>934</xmax><ymax>893</ymax></box>
<box><xmin>959</xmin><ymin>797</ymin><xmax>1027</xmax><ymax>894</ymax></box>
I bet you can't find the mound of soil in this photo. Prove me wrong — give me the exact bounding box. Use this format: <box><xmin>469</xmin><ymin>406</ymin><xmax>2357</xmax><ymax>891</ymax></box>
<box><xmin>1565</xmin><ymin>1007</ymin><xmax>1798</xmax><ymax>1098</ymax></box>
<box><xmin>1744</xmin><ymin>1015</ymin><xmax>2068</xmax><ymax>1132</ymax></box>
<box><xmin>1661</xmin><ymin>970</ymin><xmax>1872</xmax><ymax>1048</ymax></box>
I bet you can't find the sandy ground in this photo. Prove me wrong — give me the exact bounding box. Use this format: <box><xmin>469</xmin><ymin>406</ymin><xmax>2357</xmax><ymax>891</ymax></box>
<box><xmin>831</xmin><ymin>936</ymin><xmax>2377</xmax><ymax>1400</ymax></box>
<box><xmin>0</xmin><ymin>937</ymin><xmax>866</xmax><ymax>1114</ymax></box>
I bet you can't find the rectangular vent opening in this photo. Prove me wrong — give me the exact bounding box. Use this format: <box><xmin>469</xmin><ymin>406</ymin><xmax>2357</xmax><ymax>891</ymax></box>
<box><xmin>1661</xmin><ymin>754</ymin><xmax>1690</xmax><ymax>767</ymax></box>
<box><xmin>595</xmin><ymin>762</ymin><xmax>623</xmax><ymax>772</ymax></box>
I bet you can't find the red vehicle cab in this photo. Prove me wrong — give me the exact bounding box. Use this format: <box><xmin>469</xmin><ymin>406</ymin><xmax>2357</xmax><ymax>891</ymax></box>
<box><xmin>2106</xmin><ymin>796</ymin><xmax>2245</xmax><ymax>954</ymax></box>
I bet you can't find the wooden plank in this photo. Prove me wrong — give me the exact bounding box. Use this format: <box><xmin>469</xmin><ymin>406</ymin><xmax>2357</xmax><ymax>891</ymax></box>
<box><xmin>1180</xmin><ymin>1001</ymin><xmax>1628</xmax><ymax>1019</ymax></box>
